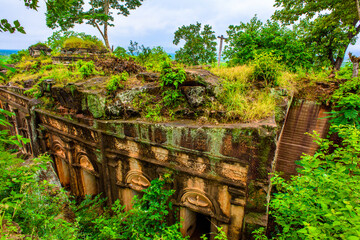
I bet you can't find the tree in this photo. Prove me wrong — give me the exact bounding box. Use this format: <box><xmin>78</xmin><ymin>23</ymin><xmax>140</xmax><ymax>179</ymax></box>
<box><xmin>0</xmin><ymin>0</ymin><xmax>39</xmax><ymax>33</ymax></box>
<box><xmin>223</xmin><ymin>16</ymin><xmax>314</xmax><ymax>70</ymax></box>
<box><xmin>45</xmin><ymin>0</ymin><xmax>144</xmax><ymax>50</ymax></box>
<box><xmin>273</xmin><ymin>0</ymin><xmax>360</xmax><ymax>70</ymax></box>
<box><xmin>173</xmin><ymin>22</ymin><xmax>217</xmax><ymax>65</ymax></box>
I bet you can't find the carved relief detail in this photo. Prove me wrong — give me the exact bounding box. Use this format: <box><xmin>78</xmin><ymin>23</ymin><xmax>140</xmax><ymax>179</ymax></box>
<box><xmin>220</xmin><ymin>163</ymin><xmax>248</xmax><ymax>182</ymax></box>
<box><xmin>193</xmin><ymin>157</ymin><xmax>206</xmax><ymax>173</ymax></box>
<box><xmin>151</xmin><ymin>146</ymin><xmax>169</xmax><ymax>162</ymax></box>
<box><xmin>181</xmin><ymin>189</ymin><xmax>214</xmax><ymax>214</ymax></box>
<box><xmin>115</xmin><ymin>139</ymin><xmax>140</xmax><ymax>158</ymax></box>
<box><xmin>52</xmin><ymin>137</ymin><xmax>67</xmax><ymax>160</ymax></box>
<box><xmin>175</xmin><ymin>153</ymin><xmax>190</xmax><ymax>167</ymax></box>
<box><xmin>78</xmin><ymin>153</ymin><xmax>95</xmax><ymax>172</ymax></box>
<box><xmin>125</xmin><ymin>170</ymin><xmax>151</xmax><ymax>191</ymax></box>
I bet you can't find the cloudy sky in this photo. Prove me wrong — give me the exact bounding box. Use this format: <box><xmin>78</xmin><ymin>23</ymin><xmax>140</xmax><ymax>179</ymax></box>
<box><xmin>0</xmin><ymin>0</ymin><xmax>359</xmax><ymax>54</ymax></box>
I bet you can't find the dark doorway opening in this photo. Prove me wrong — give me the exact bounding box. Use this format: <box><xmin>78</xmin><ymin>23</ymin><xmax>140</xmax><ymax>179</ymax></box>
<box><xmin>188</xmin><ymin>212</ymin><xmax>211</xmax><ymax>240</ymax></box>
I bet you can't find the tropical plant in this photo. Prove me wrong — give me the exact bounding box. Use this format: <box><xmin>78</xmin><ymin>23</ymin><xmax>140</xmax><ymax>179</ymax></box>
<box><xmin>0</xmin><ymin>0</ymin><xmax>39</xmax><ymax>33</ymax></box>
<box><xmin>269</xmin><ymin>125</ymin><xmax>360</xmax><ymax>239</ymax></box>
<box><xmin>251</xmin><ymin>51</ymin><xmax>282</xmax><ymax>85</ymax></box>
<box><xmin>106</xmin><ymin>72</ymin><xmax>128</xmax><ymax>93</ymax></box>
<box><xmin>173</xmin><ymin>22</ymin><xmax>217</xmax><ymax>65</ymax></box>
<box><xmin>76</xmin><ymin>60</ymin><xmax>98</xmax><ymax>78</ymax></box>
<box><xmin>223</xmin><ymin>16</ymin><xmax>314</xmax><ymax>70</ymax></box>
<box><xmin>272</xmin><ymin>0</ymin><xmax>360</xmax><ymax>70</ymax></box>
<box><xmin>136</xmin><ymin>46</ymin><xmax>172</xmax><ymax>72</ymax></box>
<box><xmin>113</xmin><ymin>46</ymin><xmax>129</xmax><ymax>59</ymax></box>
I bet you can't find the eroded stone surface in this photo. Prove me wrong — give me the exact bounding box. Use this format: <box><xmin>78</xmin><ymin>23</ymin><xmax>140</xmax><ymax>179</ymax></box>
<box><xmin>0</xmin><ymin>87</ymin><xmax>329</xmax><ymax>239</ymax></box>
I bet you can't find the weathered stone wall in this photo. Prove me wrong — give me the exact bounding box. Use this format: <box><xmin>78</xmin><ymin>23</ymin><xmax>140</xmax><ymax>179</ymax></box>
<box><xmin>274</xmin><ymin>100</ymin><xmax>330</xmax><ymax>179</ymax></box>
<box><xmin>0</xmin><ymin>87</ymin><xmax>330</xmax><ymax>239</ymax></box>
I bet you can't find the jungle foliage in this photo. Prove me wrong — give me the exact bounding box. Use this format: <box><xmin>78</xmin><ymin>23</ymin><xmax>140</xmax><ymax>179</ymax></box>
<box><xmin>0</xmin><ymin>109</ymin><xmax>185</xmax><ymax>239</ymax></box>
<box><xmin>272</xmin><ymin>0</ymin><xmax>360</xmax><ymax>70</ymax></box>
<box><xmin>259</xmin><ymin>77</ymin><xmax>360</xmax><ymax>239</ymax></box>
<box><xmin>223</xmin><ymin>16</ymin><xmax>314</xmax><ymax>71</ymax></box>
<box><xmin>173</xmin><ymin>22</ymin><xmax>217</xmax><ymax>65</ymax></box>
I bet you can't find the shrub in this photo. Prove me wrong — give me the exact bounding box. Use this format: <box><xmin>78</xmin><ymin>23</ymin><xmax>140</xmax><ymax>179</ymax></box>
<box><xmin>270</xmin><ymin>125</ymin><xmax>360</xmax><ymax>240</ymax></box>
<box><xmin>160</xmin><ymin>62</ymin><xmax>186</xmax><ymax>89</ymax></box>
<box><xmin>76</xmin><ymin>60</ymin><xmax>98</xmax><ymax>78</ymax></box>
<box><xmin>251</xmin><ymin>51</ymin><xmax>282</xmax><ymax>85</ymax></box>
<box><xmin>336</xmin><ymin>61</ymin><xmax>353</xmax><ymax>79</ymax></box>
<box><xmin>106</xmin><ymin>72</ymin><xmax>128</xmax><ymax>93</ymax></box>
<box><xmin>8</xmin><ymin>49</ymin><xmax>30</xmax><ymax>64</ymax></box>
<box><xmin>113</xmin><ymin>46</ymin><xmax>129</xmax><ymax>59</ymax></box>
<box><xmin>47</xmin><ymin>31</ymin><xmax>105</xmax><ymax>52</ymax></box>
<box><xmin>63</xmin><ymin>37</ymin><xmax>105</xmax><ymax>50</ymax></box>
<box><xmin>136</xmin><ymin>46</ymin><xmax>172</xmax><ymax>72</ymax></box>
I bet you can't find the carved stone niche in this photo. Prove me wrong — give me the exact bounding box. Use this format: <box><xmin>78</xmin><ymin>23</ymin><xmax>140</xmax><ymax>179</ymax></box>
<box><xmin>51</xmin><ymin>139</ymin><xmax>70</xmax><ymax>188</ymax></box>
<box><xmin>125</xmin><ymin>170</ymin><xmax>151</xmax><ymax>192</ymax></box>
<box><xmin>76</xmin><ymin>152</ymin><xmax>99</xmax><ymax>196</ymax></box>
<box><xmin>180</xmin><ymin>189</ymin><xmax>215</xmax><ymax>216</ymax></box>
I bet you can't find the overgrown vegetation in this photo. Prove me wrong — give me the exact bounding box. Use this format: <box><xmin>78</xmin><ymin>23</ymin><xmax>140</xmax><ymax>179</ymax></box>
<box><xmin>106</xmin><ymin>72</ymin><xmax>128</xmax><ymax>93</ymax></box>
<box><xmin>173</xmin><ymin>22</ymin><xmax>217</xmax><ymax>65</ymax></box>
<box><xmin>257</xmin><ymin>77</ymin><xmax>360</xmax><ymax>239</ymax></box>
<box><xmin>0</xmin><ymin>108</ymin><xmax>230</xmax><ymax>239</ymax></box>
<box><xmin>0</xmin><ymin>109</ymin><xmax>184</xmax><ymax>238</ymax></box>
<box><xmin>63</xmin><ymin>37</ymin><xmax>106</xmax><ymax>51</ymax></box>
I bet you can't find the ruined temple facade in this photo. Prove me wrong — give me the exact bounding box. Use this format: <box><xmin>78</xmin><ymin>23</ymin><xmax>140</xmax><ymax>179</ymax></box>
<box><xmin>0</xmin><ymin>87</ymin><xmax>330</xmax><ymax>239</ymax></box>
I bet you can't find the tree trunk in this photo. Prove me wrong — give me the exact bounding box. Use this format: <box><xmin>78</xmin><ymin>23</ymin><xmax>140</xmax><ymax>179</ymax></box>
<box><xmin>353</xmin><ymin>61</ymin><xmax>359</xmax><ymax>78</ymax></box>
<box><xmin>103</xmin><ymin>0</ymin><xmax>112</xmax><ymax>52</ymax></box>
<box><xmin>349</xmin><ymin>53</ymin><xmax>360</xmax><ymax>78</ymax></box>
<box><xmin>334</xmin><ymin>57</ymin><xmax>344</xmax><ymax>71</ymax></box>
<box><xmin>356</xmin><ymin>0</ymin><xmax>360</xmax><ymax>22</ymax></box>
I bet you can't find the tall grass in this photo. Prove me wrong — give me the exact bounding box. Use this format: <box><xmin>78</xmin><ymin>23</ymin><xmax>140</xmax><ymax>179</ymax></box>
<box><xmin>211</xmin><ymin>65</ymin><xmax>276</xmax><ymax>121</ymax></box>
<box><xmin>211</xmin><ymin>65</ymin><xmax>253</xmax><ymax>83</ymax></box>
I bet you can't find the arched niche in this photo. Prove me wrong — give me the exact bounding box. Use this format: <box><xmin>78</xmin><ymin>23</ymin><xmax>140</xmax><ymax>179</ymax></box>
<box><xmin>122</xmin><ymin>170</ymin><xmax>151</xmax><ymax>210</ymax></box>
<box><xmin>52</xmin><ymin>140</ymin><xmax>70</xmax><ymax>189</ymax></box>
<box><xmin>75</xmin><ymin>152</ymin><xmax>99</xmax><ymax>196</ymax></box>
<box><xmin>125</xmin><ymin>170</ymin><xmax>151</xmax><ymax>192</ymax></box>
<box><xmin>179</xmin><ymin>189</ymin><xmax>218</xmax><ymax>240</ymax></box>
<box><xmin>20</xmin><ymin>118</ymin><xmax>32</xmax><ymax>155</ymax></box>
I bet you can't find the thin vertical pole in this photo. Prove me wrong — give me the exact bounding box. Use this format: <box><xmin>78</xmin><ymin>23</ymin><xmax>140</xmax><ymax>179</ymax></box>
<box><xmin>217</xmin><ymin>35</ymin><xmax>227</xmax><ymax>67</ymax></box>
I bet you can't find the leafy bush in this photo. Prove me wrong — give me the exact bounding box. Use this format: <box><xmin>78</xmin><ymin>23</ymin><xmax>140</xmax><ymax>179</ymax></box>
<box><xmin>160</xmin><ymin>62</ymin><xmax>186</xmax><ymax>89</ymax></box>
<box><xmin>47</xmin><ymin>31</ymin><xmax>104</xmax><ymax>52</ymax></box>
<box><xmin>73</xmin><ymin>174</ymin><xmax>187</xmax><ymax>240</ymax></box>
<box><xmin>162</xmin><ymin>89</ymin><xmax>183</xmax><ymax>107</ymax></box>
<box><xmin>63</xmin><ymin>36</ymin><xmax>106</xmax><ymax>50</ymax></box>
<box><xmin>7</xmin><ymin>49</ymin><xmax>30</xmax><ymax>64</ymax></box>
<box><xmin>159</xmin><ymin>62</ymin><xmax>186</xmax><ymax>108</ymax></box>
<box><xmin>136</xmin><ymin>46</ymin><xmax>172</xmax><ymax>72</ymax></box>
<box><xmin>270</xmin><ymin>125</ymin><xmax>360</xmax><ymax>240</ymax></box>
<box><xmin>336</xmin><ymin>61</ymin><xmax>354</xmax><ymax>79</ymax></box>
<box><xmin>113</xmin><ymin>46</ymin><xmax>129</xmax><ymax>59</ymax></box>
<box><xmin>251</xmin><ymin>51</ymin><xmax>282</xmax><ymax>85</ymax></box>
<box><xmin>76</xmin><ymin>60</ymin><xmax>98</xmax><ymax>78</ymax></box>
<box><xmin>328</xmin><ymin>78</ymin><xmax>360</xmax><ymax>128</ymax></box>
<box><xmin>106</xmin><ymin>72</ymin><xmax>128</xmax><ymax>93</ymax></box>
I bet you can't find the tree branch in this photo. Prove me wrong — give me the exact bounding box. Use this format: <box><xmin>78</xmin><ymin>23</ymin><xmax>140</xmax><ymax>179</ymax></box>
<box><xmin>93</xmin><ymin>20</ymin><xmax>105</xmax><ymax>42</ymax></box>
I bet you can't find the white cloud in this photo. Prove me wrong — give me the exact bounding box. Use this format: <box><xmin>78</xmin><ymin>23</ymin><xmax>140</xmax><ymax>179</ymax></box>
<box><xmin>0</xmin><ymin>0</ymin><xmax>358</xmax><ymax>56</ymax></box>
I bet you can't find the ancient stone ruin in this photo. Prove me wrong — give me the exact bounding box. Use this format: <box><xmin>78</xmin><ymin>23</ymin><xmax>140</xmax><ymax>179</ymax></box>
<box><xmin>0</xmin><ymin>82</ymin><xmax>330</xmax><ymax>239</ymax></box>
<box><xmin>28</xmin><ymin>44</ymin><xmax>52</xmax><ymax>58</ymax></box>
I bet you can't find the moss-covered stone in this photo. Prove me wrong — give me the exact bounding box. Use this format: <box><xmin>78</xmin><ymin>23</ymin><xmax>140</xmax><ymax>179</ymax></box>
<box><xmin>86</xmin><ymin>93</ymin><xmax>106</xmax><ymax>118</ymax></box>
